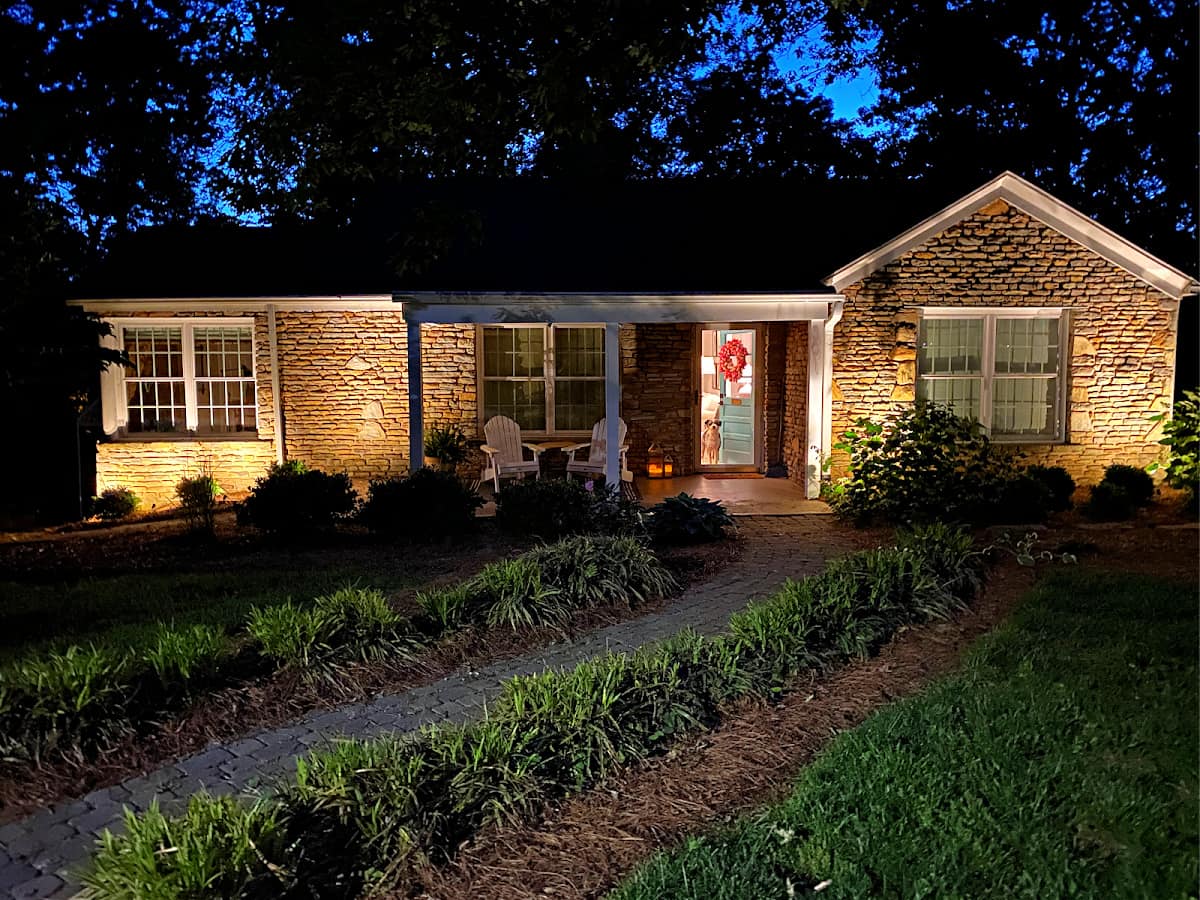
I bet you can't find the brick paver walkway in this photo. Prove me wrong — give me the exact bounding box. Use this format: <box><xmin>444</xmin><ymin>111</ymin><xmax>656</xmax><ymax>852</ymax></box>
<box><xmin>0</xmin><ymin>516</ymin><xmax>857</xmax><ymax>899</ymax></box>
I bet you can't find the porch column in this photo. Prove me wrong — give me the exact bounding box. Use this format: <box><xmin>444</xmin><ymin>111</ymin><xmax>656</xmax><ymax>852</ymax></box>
<box><xmin>806</xmin><ymin>322</ymin><xmax>824</xmax><ymax>499</ymax></box>
<box><xmin>407</xmin><ymin>318</ymin><xmax>424</xmax><ymax>473</ymax></box>
<box><xmin>604</xmin><ymin>322</ymin><xmax>621</xmax><ymax>486</ymax></box>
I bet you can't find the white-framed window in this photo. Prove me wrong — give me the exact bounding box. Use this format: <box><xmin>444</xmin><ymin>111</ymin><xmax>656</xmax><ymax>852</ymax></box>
<box><xmin>479</xmin><ymin>324</ymin><xmax>605</xmax><ymax>433</ymax></box>
<box><xmin>917</xmin><ymin>308</ymin><xmax>1067</xmax><ymax>442</ymax></box>
<box><xmin>114</xmin><ymin>319</ymin><xmax>258</xmax><ymax>436</ymax></box>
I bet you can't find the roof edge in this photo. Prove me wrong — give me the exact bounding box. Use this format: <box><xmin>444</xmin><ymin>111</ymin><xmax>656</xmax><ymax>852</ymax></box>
<box><xmin>68</xmin><ymin>295</ymin><xmax>396</xmax><ymax>313</ymax></box>
<box><xmin>824</xmin><ymin>171</ymin><xmax>1198</xmax><ymax>300</ymax></box>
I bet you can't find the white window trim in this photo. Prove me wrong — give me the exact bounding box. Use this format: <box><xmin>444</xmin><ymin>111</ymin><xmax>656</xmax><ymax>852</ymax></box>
<box><xmin>477</xmin><ymin>323</ymin><xmax>606</xmax><ymax>437</ymax></box>
<box><xmin>105</xmin><ymin>317</ymin><xmax>259</xmax><ymax>439</ymax></box>
<box><xmin>918</xmin><ymin>307</ymin><xmax>1068</xmax><ymax>443</ymax></box>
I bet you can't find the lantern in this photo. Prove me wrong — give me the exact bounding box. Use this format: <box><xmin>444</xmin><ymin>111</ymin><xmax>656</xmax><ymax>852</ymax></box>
<box><xmin>663</xmin><ymin>450</ymin><xmax>675</xmax><ymax>478</ymax></box>
<box><xmin>647</xmin><ymin>442</ymin><xmax>665</xmax><ymax>479</ymax></box>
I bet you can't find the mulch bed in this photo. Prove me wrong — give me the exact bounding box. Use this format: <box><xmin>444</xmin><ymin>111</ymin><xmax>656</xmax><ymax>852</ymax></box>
<box><xmin>407</xmin><ymin>523</ymin><xmax>1198</xmax><ymax>900</ymax></box>
<box><xmin>0</xmin><ymin>535</ymin><xmax>741</xmax><ymax>823</ymax></box>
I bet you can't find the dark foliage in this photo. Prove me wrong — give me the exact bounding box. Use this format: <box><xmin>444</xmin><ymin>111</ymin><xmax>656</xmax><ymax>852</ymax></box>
<box><xmin>495</xmin><ymin>479</ymin><xmax>643</xmax><ymax>539</ymax></box>
<box><xmin>1080</xmin><ymin>482</ymin><xmax>1137</xmax><ymax>522</ymax></box>
<box><xmin>92</xmin><ymin>487</ymin><xmax>139</xmax><ymax>521</ymax></box>
<box><xmin>237</xmin><ymin>462</ymin><xmax>358</xmax><ymax>535</ymax></box>
<box><xmin>1025</xmin><ymin>465</ymin><xmax>1076</xmax><ymax>512</ymax></box>
<box><xmin>649</xmin><ymin>493</ymin><xmax>735</xmax><ymax>544</ymax></box>
<box><xmin>360</xmin><ymin>469</ymin><xmax>482</xmax><ymax>540</ymax></box>
<box><xmin>1100</xmin><ymin>464</ymin><xmax>1154</xmax><ymax>508</ymax></box>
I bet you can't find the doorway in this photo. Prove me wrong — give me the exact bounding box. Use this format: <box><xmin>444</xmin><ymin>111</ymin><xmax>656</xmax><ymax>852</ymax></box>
<box><xmin>697</xmin><ymin>325</ymin><xmax>760</xmax><ymax>471</ymax></box>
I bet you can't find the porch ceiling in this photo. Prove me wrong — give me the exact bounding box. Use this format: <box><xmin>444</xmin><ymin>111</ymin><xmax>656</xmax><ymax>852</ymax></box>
<box><xmin>395</xmin><ymin>291</ymin><xmax>837</xmax><ymax>324</ymax></box>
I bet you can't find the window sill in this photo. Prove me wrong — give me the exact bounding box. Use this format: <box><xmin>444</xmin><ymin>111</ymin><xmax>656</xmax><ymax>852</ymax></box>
<box><xmin>108</xmin><ymin>432</ymin><xmax>265</xmax><ymax>443</ymax></box>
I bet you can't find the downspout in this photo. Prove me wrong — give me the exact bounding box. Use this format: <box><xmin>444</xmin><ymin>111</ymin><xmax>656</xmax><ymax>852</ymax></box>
<box><xmin>267</xmin><ymin>304</ymin><xmax>286</xmax><ymax>466</ymax></box>
<box><xmin>821</xmin><ymin>299</ymin><xmax>845</xmax><ymax>481</ymax></box>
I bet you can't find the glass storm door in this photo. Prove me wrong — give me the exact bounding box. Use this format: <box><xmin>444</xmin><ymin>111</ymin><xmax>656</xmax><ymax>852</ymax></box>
<box><xmin>698</xmin><ymin>326</ymin><xmax>759</xmax><ymax>469</ymax></box>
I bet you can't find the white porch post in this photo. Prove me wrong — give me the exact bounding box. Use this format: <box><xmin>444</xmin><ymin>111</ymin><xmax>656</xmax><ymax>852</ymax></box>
<box><xmin>806</xmin><ymin>322</ymin><xmax>825</xmax><ymax>499</ymax></box>
<box><xmin>604</xmin><ymin>322</ymin><xmax>621</xmax><ymax>486</ymax></box>
<box><xmin>406</xmin><ymin>318</ymin><xmax>424</xmax><ymax>473</ymax></box>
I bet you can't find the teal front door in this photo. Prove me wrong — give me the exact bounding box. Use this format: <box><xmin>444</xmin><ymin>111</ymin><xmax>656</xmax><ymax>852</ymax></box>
<box><xmin>699</xmin><ymin>327</ymin><xmax>758</xmax><ymax>469</ymax></box>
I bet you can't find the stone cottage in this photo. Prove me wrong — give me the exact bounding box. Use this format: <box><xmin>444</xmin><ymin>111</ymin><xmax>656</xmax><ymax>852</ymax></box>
<box><xmin>71</xmin><ymin>172</ymin><xmax>1197</xmax><ymax>505</ymax></box>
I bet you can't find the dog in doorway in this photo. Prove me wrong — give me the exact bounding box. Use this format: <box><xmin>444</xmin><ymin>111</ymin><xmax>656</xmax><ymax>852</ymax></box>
<box><xmin>701</xmin><ymin>418</ymin><xmax>722</xmax><ymax>465</ymax></box>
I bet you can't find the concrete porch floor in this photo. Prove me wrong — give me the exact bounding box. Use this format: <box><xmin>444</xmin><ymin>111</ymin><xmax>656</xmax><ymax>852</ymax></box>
<box><xmin>636</xmin><ymin>475</ymin><xmax>831</xmax><ymax>516</ymax></box>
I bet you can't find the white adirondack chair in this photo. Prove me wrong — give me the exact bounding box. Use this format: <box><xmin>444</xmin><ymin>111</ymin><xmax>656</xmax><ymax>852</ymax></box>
<box><xmin>480</xmin><ymin>416</ymin><xmax>544</xmax><ymax>493</ymax></box>
<box><xmin>565</xmin><ymin>418</ymin><xmax>632</xmax><ymax>483</ymax></box>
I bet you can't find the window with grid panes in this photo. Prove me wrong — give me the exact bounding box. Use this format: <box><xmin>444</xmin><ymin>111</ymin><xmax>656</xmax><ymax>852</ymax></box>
<box><xmin>917</xmin><ymin>310</ymin><xmax>1065</xmax><ymax>441</ymax></box>
<box><xmin>119</xmin><ymin>321</ymin><xmax>257</xmax><ymax>435</ymax></box>
<box><xmin>480</xmin><ymin>325</ymin><xmax>605</xmax><ymax>433</ymax></box>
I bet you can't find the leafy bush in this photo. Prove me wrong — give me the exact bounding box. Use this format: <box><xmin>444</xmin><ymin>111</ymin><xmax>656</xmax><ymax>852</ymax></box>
<box><xmin>92</xmin><ymin>487</ymin><xmax>140</xmax><ymax>521</ymax></box>
<box><xmin>423</xmin><ymin>423</ymin><xmax>470</xmax><ymax>467</ymax></box>
<box><xmin>1153</xmin><ymin>389</ymin><xmax>1199</xmax><ymax>505</ymax></box>
<box><xmin>85</xmin><ymin>796</ymin><xmax>288</xmax><ymax>899</ymax></box>
<box><xmin>1081</xmin><ymin>481</ymin><xmax>1137</xmax><ymax>522</ymax></box>
<box><xmin>1100</xmin><ymin>464</ymin><xmax>1154</xmax><ymax>507</ymax></box>
<box><xmin>495</xmin><ymin>478</ymin><xmax>643</xmax><ymax>538</ymax></box>
<box><xmin>84</xmin><ymin>526</ymin><xmax>983</xmax><ymax>899</ymax></box>
<box><xmin>987</xmin><ymin>473</ymin><xmax>1053</xmax><ymax>524</ymax></box>
<box><xmin>237</xmin><ymin>462</ymin><xmax>358</xmax><ymax>535</ymax></box>
<box><xmin>361</xmin><ymin>468</ymin><xmax>482</xmax><ymax>539</ymax></box>
<box><xmin>142</xmin><ymin>624</ymin><xmax>229</xmax><ymax>693</ymax></box>
<box><xmin>0</xmin><ymin>645</ymin><xmax>134</xmax><ymax>760</ymax></box>
<box><xmin>176</xmin><ymin>474</ymin><xmax>221</xmax><ymax>535</ymax></box>
<box><xmin>247</xmin><ymin>587</ymin><xmax>416</xmax><ymax>670</ymax></box>
<box><xmin>1025</xmin><ymin>465</ymin><xmax>1076</xmax><ymax>512</ymax></box>
<box><xmin>830</xmin><ymin>402</ymin><xmax>1024</xmax><ymax>525</ymax></box>
<box><xmin>648</xmin><ymin>493</ymin><xmax>734</xmax><ymax>544</ymax></box>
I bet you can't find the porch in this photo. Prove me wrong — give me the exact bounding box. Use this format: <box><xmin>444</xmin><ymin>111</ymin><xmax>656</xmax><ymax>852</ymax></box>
<box><xmin>635</xmin><ymin>474</ymin><xmax>830</xmax><ymax>516</ymax></box>
<box><xmin>398</xmin><ymin>292</ymin><xmax>845</xmax><ymax>498</ymax></box>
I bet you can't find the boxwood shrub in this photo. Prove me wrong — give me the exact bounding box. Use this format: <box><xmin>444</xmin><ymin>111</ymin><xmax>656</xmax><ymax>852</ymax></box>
<box><xmin>360</xmin><ymin>468</ymin><xmax>482</xmax><ymax>539</ymax></box>
<box><xmin>495</xmin><ymin>479</ymin><xmax>644</xmax><ymax>538</ymax></box>
<box><xmin>237</xmin><ymin>461</ymin><xmax>358</xmax><ymax>535</ymax></box>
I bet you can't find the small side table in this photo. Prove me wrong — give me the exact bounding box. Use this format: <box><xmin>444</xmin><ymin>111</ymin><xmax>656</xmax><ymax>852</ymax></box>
<box><xmin>532</xmin><ymin>440</ymin><xmax>576</xmax><ymax>478</ymax></box>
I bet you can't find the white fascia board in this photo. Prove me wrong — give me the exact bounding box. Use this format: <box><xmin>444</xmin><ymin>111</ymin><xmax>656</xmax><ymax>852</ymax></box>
<box><xmin>396</xmin><ymin>292</ymin><xmax>837</xmax><ymax>324</ymax></box>
<box><xmin>824</xmin><ymin>171</ymin><xmax>1198</xmax><ymax>300</ymax></box>
<box><xmin>67</xmin><ymin>295</ymin><xmax>396</xmax><ymax>314</ymax></box>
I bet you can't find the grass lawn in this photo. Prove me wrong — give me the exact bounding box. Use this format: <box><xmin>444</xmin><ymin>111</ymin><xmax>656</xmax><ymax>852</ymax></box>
<box><xmin>611</xmin><ymin>569</ymin><xmax>1199</xmax><ymax>899</ymax></box>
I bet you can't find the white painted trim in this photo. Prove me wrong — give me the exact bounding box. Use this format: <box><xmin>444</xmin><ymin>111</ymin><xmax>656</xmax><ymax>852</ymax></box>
<box><xmin>821</xmin><ymin>300</ymin><xmax>844</xmax><ymax>489</ymax></box>
<box><xmin>401</xmin><ymin>292</ymin><xmax>835</xmax><ymax>325</ymax></box>
<box><xmin>806</xmin><ymin>321</ymin><xmax>824</xmax><ymax>499</ymax></box>
<box><xmin>604</xmin><ymin>324</ymin><xmax>621</xmax><ymax>486</ymax></box>
<box><xmin>824</xmin><ymin>171</ymin><xmax>1199</xmax><ymax>299</ymax></box>
<box><xmin>71</xmin><ymin>296</ymin><xmax>396</xmax><ymax>313</ymax></box>
<box><xmin>266</xmin><ymin>304</ymin><xmax>285</xmax><ymax>466</ymax></box>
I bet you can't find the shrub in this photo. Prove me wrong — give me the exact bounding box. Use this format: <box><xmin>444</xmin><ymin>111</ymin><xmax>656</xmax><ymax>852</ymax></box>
<box><xmin>141</xmin><ymin>624</ymin><xmax>229</xmax><ymax>693</ymax></box>
<box><xmin>986</xmin><ymin>473</ymin><xmax>1053</xmax><ymax>524</ymax></box>
<box><xmin>1026</xmin><ymin>465</ymin><xmax>1076</xmax><ymax>512</ymax></box>
<box><xmin>92</xmin><ymin>487</ymin><xmax>140</xmax><ymax>521</ymax></box>
<box><xmin>1153</xmin><ymin>389</ymin><xmax>1199</xmax><ymax>505</ymax></box>
<box><xmin>237</xmin><ymin>462</ymin><xmax>358</xmax><ymax>535</ymax></box>
<box><xmin>361</xmin><ymin>469</ymin><xmax>482</xmax><ymax>539</ymax></box>
<box><xmin>423</xmin><ymin>423</ymin><xmax>470</xmax><ymax>467</ymax></box>
<box><xmin>830</xmin><ymin>402</ymin><xmax>1023</xmax><ymax>525</ymax></box>
<box><xmin>648</xmin><ymin>493</ymin><xmax>734</xmax><ymax>544</ymax></box>
<box><xmin>495</xmin><ymin>478</ymin><xmax>643</xmax><ymax>538</ymax></box>
<box><xmin>1081</xmin><ymin>481</ymin><xmax>1137</xmax><ymax>522</ymax></box>
<box><xmin>85</xmin><ymin>795</ymin><xmax>288</xmax><ymax>899</ymax></box>
<box><xmin>1101</xmin><ymin>464</ymin><xmax>1154</xmax><ymax>507</ymax></box>
<box><xmin>0</xmin><ymin>645</ymin><xmax>134</xmax><ymax>760</ymax></box>
<box><xmin>175</xmin><ymin>474</ymin><xmax>221</xmax><ymax>535</ymax></box>
<box><xmin>247</xmin><ymin>588</ymin><xmax>416</xmax><ymax>670</ymax></box>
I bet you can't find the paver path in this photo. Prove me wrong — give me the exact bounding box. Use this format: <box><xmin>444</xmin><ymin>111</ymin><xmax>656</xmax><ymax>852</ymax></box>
<box><xmin>1</xmin><ymin>516</ymin><xmax>861</xmax><ymax>899</ymax></box>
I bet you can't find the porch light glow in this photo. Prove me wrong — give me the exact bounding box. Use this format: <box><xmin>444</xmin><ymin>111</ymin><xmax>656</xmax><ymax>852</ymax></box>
<box><xmin>647</xmin><ymin>442</ymin><xmax>665</xmax><ymax>478</ymax></box>
<box><xmin>663</xmin><ymin>450</ymin><xmax>675</xmax><ymax>478</ymax></box>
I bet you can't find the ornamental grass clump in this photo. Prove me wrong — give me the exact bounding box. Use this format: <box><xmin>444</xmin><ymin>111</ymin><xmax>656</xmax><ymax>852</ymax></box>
<box><xmin>246</xmin><ymin>587</ymin><xmax>417</xmax><ymax>671</ymax></box>
<box><xmin>85</xmin><ymin>795</ymin><xmax>288</xmax><ymax>900</ymax></box>
<box><xmin>142</xmin><ymin>623</ymin><xmax>230</xmax><ymax>697</ymax></box>
<box><xmin>85</xmin><ymin>525</ymin><xmax>983</xmax><ymax>900</ymax></box>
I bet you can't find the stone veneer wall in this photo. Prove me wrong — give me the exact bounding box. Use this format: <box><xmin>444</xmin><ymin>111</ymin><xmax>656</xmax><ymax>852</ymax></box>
<box><xmin>763</xmin><ymin>324</ymin><xmax>787</xmax><ymax>469</ymax></box>
<box><xmin>781</xmin><ymin>323</ymin><xmax>809</xmax><ymax>490</ymax></box>
<box><xmin>95</xmin><ymin>441</ymin><xmax>276</xmax><ymax>508</ymax></box>
<box><xmin>832</xmin><ymin>198</ymin><xmax>1180</xmax><ymax>486</ymax></box>
<box><xmin>622</xmin><ymin>324</ymin><xmax>696</xmax><ymax>476</ymax></box>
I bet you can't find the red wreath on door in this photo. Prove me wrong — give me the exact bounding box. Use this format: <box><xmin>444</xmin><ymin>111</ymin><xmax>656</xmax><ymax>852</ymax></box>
<box><xmin>717</xmin><ymin>338</ymin><xmax>749</xmax><ymax>382</ymax></box>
